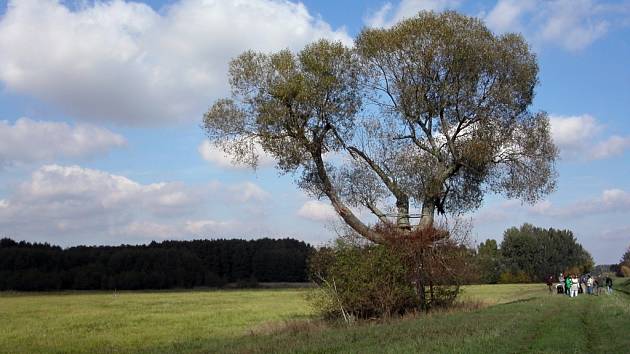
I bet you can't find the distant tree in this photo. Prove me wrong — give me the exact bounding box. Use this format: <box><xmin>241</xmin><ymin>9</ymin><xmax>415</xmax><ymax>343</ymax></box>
<box><xmin>619</xmin><ymin>245</ymin><xmax>630</xmax><ymax>277</ymax></box>
<box><xmin>500</xmin><ymin>224</ymin><xmax>593</xmax><ymax>281</ymax></box>
<box><xmin>476</xmin><ymin>239</ymin><xmax>502</xmax><ymax>283</ymax></box>
<box><xmin>0</xmin><ymin>238</ymin><xmax>17</xmax><ymax>248</ymax></box>
<box><xmin>202</xmin><ymin>11</ymin><xmax>557</xmax><ymax>242</ymax></box>
<box><xmin>621</xmin><ymin>245</ymin><xmax>630</xmax><ymax>266</ymax></box>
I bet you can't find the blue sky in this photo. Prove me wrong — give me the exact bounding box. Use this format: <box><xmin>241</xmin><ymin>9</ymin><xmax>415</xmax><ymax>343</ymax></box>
<box><xmin>0</xmin><ymin>0</ymin><xmax>629</xmax><ymax>264</ymax></box>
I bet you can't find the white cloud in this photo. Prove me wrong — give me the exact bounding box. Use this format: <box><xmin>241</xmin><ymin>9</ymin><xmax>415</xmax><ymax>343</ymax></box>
<box><xmin>0</xmin><ymin>164</ymin><xmax>205</xmax><ymax>241</ymax></box>
<box><xmin>601</xmin><ymin>189</ymin><xmax>630</xmax><ymax>206</ymax></box>
<box><xmin>365</xmin><ymin>0</ymin><xmax>460</xmax><ymax>28</ymax></box>
<box><xmin>0</xmin><ymin>117</ymin><xmax>125</xmax><ymax>167</ymax></box>
<box><xmin>115</xmin><ymin>221</ymin><xmax>178</xmax><ymax>239</ymax></box>
<box><xmin>528</xmin><ymin>200</ymin><xmax>552</xmax><ymax>215</ymax></box>
<box><xmin>228</xmin><ymin>182</ymin><xmax>271</xmax><ymax>203</ymax></box>
<box><xmin>550</xmin><ymin>114</ymin><xmax>601</xmax><ymax>148</ymax></box>
<box><xmin>198</xmin><ymin>140</ymin><xmax>275</xmax><ymax>170</ymax></box>
<box><xmin>590</xmin><ymin>136</ymin><xmax>630</xmax><ymax>160</ymax></box>
<box><xmin>0</xmin><ymin>0</ymin><xmax>351</xmax><ymax>125</ymax></box>
<box><xmin>484</xmin><ymin>0</ymin><xmax>537</xmax><ymax>34</ymax></box>
<box><xmin>549</xmin><ymin>114</ymin><xmax>630</xmax><ymax>160</ymax></box>
<box><xmin>485</xmin><ymin>0</ymin><xmax>611</xmax><ymax>51</ymax></box>
<box><xmin>538</xmin><ymin>1</ymin><xmax>609</xmax><ymax>51</ymax></box>
<box><xmin>469</xmin><ymin>200</ymin><xmax>522</xmax><ymax>224</ymax></box>
<box><xmin>0</xmin><ymin>164</ymin><xmax>306</xmax><ymax>244</ymax></box>
<box><xmin>184</xmin><ymin>219</ymin><xmax>238</xmax><ymax>235</ymax></box>
<box><xmin>599</xmin><ymin>226</ymin><xmax>630</xmax><ymax>242</ymax></box>
<box><xmin>471</xmin><ymin>187</ymin><xmax>630</xmax><ymax>226</ymax></box>
<box><xmin>530</xmin><ymin>188</ymin><xmax>630</xmax><ymax>218</ymax></box>
<box><xmin>297</xmin><ymin>200</ymin><xmax>337</xmax><ymax>222</ymax></box>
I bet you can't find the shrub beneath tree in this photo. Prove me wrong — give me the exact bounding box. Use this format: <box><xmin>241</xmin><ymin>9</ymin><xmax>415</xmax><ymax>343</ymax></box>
<box><xmin>309</xmin><ymin>225</ymin><xmax>473</xmax><ymax>321</ymax></box>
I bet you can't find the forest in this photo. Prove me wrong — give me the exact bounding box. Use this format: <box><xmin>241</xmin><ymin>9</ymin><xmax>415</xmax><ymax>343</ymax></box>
<box><xmin>0</xmin><ymin>237</ymin><xmax>312</xmax><ymax>291</ymax></box>
<box><xmin>0</xmin><ymin>224</ymin><xmax>607</xmax><ymax>291</ymax></box>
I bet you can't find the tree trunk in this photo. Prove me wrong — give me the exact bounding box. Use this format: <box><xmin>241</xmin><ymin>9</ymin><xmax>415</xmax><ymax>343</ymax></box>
<box><xmin>416</xmin><ymin>275</ymin><xmax>427</xmax><ymax>312</ymax></box>
<box><xmin>311</xmin><ymin>147</ymin><xmax>384</xmax><ymax>243</ymax></box>
<box><xmin>396</xmin><ymin>197</ymin><xmax>411</xmax><ymax>230</ymax></box>
<box><xmin>419</xmin><ymin>200</ymin><xmax>435</xmax><ymax>229</ymax></box>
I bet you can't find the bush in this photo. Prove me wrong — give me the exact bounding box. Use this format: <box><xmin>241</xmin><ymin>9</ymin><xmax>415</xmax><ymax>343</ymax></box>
<box><xmin>619</xmin><ymin>265</ymin><xmax>630</xmax><ymax>278</ymax></box>
<box><xmin>498</xmin><ymin>271</ymin><xmax>531</xmax><ymax>284</ymax></box>
<box><xmin>308</xmin><ymin>225</ymin><xmax>471</xmax><ymax>321</ymax></box>
<box><xmin>309</xmin><ymin>242</ymin><xmax>417</xmax><ymax>320</ymax></box>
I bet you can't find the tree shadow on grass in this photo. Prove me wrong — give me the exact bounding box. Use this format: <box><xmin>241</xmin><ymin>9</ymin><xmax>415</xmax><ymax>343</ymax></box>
<box><xmin>495</xmin><ymin>297</ymin><xmax>537</xmax><ymax>306</ymax></box>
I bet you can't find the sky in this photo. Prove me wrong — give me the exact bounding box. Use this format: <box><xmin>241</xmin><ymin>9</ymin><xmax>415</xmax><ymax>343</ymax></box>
<box><xmin>0</xmin><ymin>0</ymin><xmax>628</xmax><ymax>264</ymax></box>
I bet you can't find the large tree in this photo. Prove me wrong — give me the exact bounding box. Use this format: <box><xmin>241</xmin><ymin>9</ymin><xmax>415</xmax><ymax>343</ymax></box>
<box><xmin>203</xmin><ymin>11</ymin><xmax>557</xmax><ymax>243</ymax></box>
<box><xmin>500</xmin><ymin>224</ymin><xmax>593</xmax><ymax>280</ymax></box>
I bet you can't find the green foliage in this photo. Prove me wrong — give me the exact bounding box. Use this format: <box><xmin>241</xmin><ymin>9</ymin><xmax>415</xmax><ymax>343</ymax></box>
<box><xmin>498</xmin><ymin>271</ymin><xmax>531</xmax><ymax>284</ymax></box>
<box><xmin>308</xmin><ymin>242</ymin><xmax>418</xmax><ymax>320</ymax></box>
<box><xmin>500</xmin><ymin>224</ymin><xmax>593</xmax><ymax>281</ymax></box>
<box><xmin>476</xmin><ymin>239</ymin><xmax>502</xmax><ymax>283</ymax></box>
<box><xmin>619</xmin><ymin>246</ymin><xmax>630</xmax><ymax>277</ymax></box>
<box><xmin>0</xmin><ymin>238</ymin><xmax>311</xmax><ymax>290</ymax></box>
<box><xmin>621</xmin><ymin>246</ymin><xmax>630</xmax><ymax>265</ymax></box>
<box><xmin>203</xmin><ymin>10</ymin><xmax>557</xmax><ymax>241</ymax></box>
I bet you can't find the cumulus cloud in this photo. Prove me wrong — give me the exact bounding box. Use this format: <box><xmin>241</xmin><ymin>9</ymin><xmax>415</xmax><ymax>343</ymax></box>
<box><xmin>549</xmin><ymin>114</ymin><xmax>630</xmax><ymax>160</ymax></box>
<box><xmin>365</xmin><ymin>0</ymin><xmax>460</xmax><ymax>28</ymax></box>
<box><xmin>590</xmin><ymin>136</ymin><xmax>630</xmax><ymax>160</ymax></box>
<box><xmin>198</xmin><ymin>140</ymin><xmax>275</xmax><ymax>170</ymax></box>
<box><xmin>3</xmin><ymin>164</ymin><xmax>203</xmax><ymax>218</ymax></box>
<box><xmin>184</xmin><ymin>219</ymin><xmax>239</xmax><ymax>235</ymax></box>
<box><xmin>0</xmin><ymin>0</ymin><xmax>351</xmax><ymax>125</ymax></box>
<box><xmin>599</xmin><ymin>226</ymin><xmax>630</xmax><ymax>243</ymax></box>
<box><xmin>227</xmin><ymin>182</ymin><xmax>271</xmax><ymax>203</ymax></box>
<box><xmin>550</xmin><ymin>114</ymin><xmax>601</xmax><ymax>149</ymax></box>
<box><xmin>470</xmin><ymin>187</ymin><xmax>630</xmax><ymax>228</ymax></box>
<box><xmin>0</xmin><ymin>164</ymin><xmax>275</xmax><ymax>244</ymax></box>
<box><xmin>114</xmin><ymin>221</ymin><xmax>179</xmax><ymax>239</ymax></box>
<box><xmin>0</xmin><ymin>117</ymin><xmax>125</xmax><ymax>167</ymax></box>
<box><xmin>484</xmin><ymin>0</ymin><xmax>612</xmax><ymax>51</ymax></box>
<box><xmin>530</xmin><ymin>188</ymin><xmax>630</xmax><ymax>218</ymax></box>
<box><xmin>484</xmin><ymin>0</ymin><xmax>537</xmax><ymax>34</ymax></box>
<box><xmin>471</xmin><ymin>200</ymin><xmax>523</xmax><ymax>224</ymax></box>
<box><xmin>297</xmin><ymin>200</ymin><xmax>338</xmax><ymax>222</ymax></box>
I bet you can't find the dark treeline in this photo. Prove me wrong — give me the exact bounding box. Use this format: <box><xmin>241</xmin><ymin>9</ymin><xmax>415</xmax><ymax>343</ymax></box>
<box><xmin>0</xmin><ymin>237</ymin><xmax>312</xmax><ymax>291</ymax></box>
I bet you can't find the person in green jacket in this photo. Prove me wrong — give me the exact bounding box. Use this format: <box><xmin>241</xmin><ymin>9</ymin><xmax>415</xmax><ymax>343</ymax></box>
<box><xmin>565</xmin><ymin>275</ymin><xmax>572</xmax><ymax>296</ymax></box>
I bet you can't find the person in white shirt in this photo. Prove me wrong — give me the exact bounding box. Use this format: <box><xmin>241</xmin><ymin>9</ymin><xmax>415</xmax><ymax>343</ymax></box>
<box><xmin>570</xmin><ymin>275</ymin><xmax>580</xmax><ymax>297</ymax></box>
<box><xmin>586</xmin><ymin>275</ymin><xmax>594</xmax><ymax>295</ymax></box>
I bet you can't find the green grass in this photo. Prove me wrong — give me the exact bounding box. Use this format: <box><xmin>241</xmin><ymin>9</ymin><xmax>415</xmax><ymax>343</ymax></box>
<box><xmin>1</xmin><ymin>280</ymin><xmax>629</xmax><ymax>353</ymax></box>
<box><xmin>0</xmin><ymin>289</ymin><xmax>311</xmax><ymax>353</ymax></box>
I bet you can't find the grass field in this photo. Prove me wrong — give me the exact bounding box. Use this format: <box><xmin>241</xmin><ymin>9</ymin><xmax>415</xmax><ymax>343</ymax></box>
<box><xmin>1</xmin><ymin>279</ymin><xmax>629</xmax><ymax>353</ymax></box>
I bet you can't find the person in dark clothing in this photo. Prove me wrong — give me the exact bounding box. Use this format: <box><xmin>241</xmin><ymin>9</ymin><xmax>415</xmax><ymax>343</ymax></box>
<box><xmin>594</xmin><ymin>277</ymin><xmax>602</xmax><ymax>295</ymax></box>
<box><xmin>546</xmin><ymin>275</ymin><xmax>554</xmax><ymax>293</ymax></box>
<box><xmin>605</xmin><ymin>276</ymin><xmax>613</xmax><ymax>295</ymax></box>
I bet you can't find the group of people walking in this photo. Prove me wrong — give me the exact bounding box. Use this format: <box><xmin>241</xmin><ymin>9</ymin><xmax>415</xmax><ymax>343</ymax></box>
<box><xmin>547</xmin><ymin>273</ymin><xmax>613</xmax><ymax>297</ymax></box>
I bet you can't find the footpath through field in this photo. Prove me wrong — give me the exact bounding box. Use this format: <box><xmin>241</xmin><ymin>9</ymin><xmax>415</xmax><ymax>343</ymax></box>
<box><xmin>216</xmin><ymin>280</ymin><xmax>630</xmax><ymax>354</ymax></box>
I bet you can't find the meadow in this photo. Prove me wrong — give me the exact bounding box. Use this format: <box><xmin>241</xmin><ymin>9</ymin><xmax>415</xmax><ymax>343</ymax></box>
<box><xmin>1</xmin><ymin>280</ymin><xmax>629</xmax><ymax>353</ymax></box>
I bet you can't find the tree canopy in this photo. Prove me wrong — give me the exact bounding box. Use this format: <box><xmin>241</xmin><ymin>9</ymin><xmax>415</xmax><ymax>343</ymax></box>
<box><xmin>500</xmin><ymin>224</ymin><xmax>593</xmax><ymax>280</ymax></box>
<box><xmin>203</xmin><ymin>11</ymin><xmax>557</xmax><ymax>243</ymax></box>
<box><xmin>0</xmin><ymin>238</ymin><xmax>312</xmax><ymax>291</ymax></box>
<box><xmin>619</xmin><ymin>245</ymin><xmax>630</xmax><ymax>277</ymax></box>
